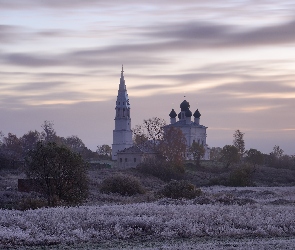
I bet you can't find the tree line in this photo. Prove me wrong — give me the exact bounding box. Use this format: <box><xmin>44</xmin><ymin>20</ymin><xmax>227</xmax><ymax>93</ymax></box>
<box><xmin>0</xmin><ymin>120</ymin><xmax>114</xmax><ymax>169</ymax></box>
<box><xmin>211</xmin><ymin>129</ymin><xmax>295</xmax><ymax>170</ymax></box>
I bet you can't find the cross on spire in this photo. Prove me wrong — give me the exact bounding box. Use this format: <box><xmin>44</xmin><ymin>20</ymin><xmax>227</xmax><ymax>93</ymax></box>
<box><xmin>121</xmin><ymin>64</ymin><xmax>124</xmax><ymax>75</ymax></box>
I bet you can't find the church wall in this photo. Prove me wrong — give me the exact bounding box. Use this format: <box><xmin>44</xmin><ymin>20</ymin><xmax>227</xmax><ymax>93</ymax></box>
<box><xmin>117</xmin><ymin>153</ymin><xmax>141</xmax><ymax>168</ymax></box>
<box><xmin>116</xmin><ymin>152</ymin><xmax>156</xmax><ymax>168</ymax></box>
<box><xmin>114</xmin><ymin>117</ymin><xmax>131</xmax><ymax>130</ymax></box>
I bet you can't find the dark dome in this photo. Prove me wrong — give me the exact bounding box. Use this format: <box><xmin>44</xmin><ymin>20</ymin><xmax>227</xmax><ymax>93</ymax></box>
<box><xmin>169</xmin><ymin>109</ymin><xmax>177</xmax><ymax>118</ymax></box>
<box><xmin>193</xmin><ymin>109</ymin><xmax>201</xmax><ymax>118</ymax></box>
<box><xmin>180</xmin><ymin>100</ymin><xmax>190</xmax><ymax>111</ymax></box>
<box><xmin>185</xmin><ymin>109</ymin><xmax>192</xmax><ymax>117</ymax></box>
<box><xmin>178</xmin><ymin>112</ymin><xmax>181</xmax><ymax>119</ymax></box>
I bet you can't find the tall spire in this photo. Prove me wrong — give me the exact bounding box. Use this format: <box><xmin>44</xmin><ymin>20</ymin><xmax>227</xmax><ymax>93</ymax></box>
<box><xmin>121</xmin><ymin>64</ymin><xmax>124</xmax><ymax>77</ymax></box>
<box><xmin>112</xmin><ymin>66</ymin><xmax>133</xmax><ymax>160</ymax></box>
<box><xmin>119</xmin><ymin>64</ymin><xmax>125</xmax><ymax>90</ymax></box>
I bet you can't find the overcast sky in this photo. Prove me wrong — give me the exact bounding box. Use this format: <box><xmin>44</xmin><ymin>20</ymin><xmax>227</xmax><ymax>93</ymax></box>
<box><xmin>1</xmin><ymin>0</ymin><xmax>295</xmax><ymax>154</ymax></box>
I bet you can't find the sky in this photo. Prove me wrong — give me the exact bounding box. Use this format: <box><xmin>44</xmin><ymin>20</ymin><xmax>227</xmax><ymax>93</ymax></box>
<box><xmin>0</xmin><ymin>0</ymin><xmax>295</xmax><ymax>155</ymax></box>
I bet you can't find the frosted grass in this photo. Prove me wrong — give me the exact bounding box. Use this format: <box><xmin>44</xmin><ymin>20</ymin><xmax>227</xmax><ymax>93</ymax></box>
<box><xmin>1</xmin><ymin>201</ymin><xmax>295</xmax><ymax>247</ymax></box>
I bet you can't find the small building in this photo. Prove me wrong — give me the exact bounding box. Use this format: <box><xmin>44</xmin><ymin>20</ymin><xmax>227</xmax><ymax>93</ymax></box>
<box><xmin>165</xmin><ymin>99</ymin><xmax>210</xmax><ymax>160</ymax></box>
<box><xmin>116</xmin><ymin>145</ymin><xmax>157</xmax><ymax>168</ymax></box>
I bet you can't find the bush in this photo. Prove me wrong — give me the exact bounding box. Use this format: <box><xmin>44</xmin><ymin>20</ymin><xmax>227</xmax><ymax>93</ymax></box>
<box><xmin>228</xmin><ymin>164</ymin><xmax>254</xmax><ymax>187</ymax></box>
<box><xmin>18</xmin><ymin>197</ymin><xmax>48</xmax><ymax>211</ymax></box>
<box><xmin>0</xmin><ymin>191</ymin><xmax>47</xmax><ymax>210</ymax></box>
<box><xmin>100</xmin><ymin>174</ymin><xmax>145</xmax><ymax>196</ymax></box>
<box><xmin>25</xmin><ymin>142</ymin><xmax>89</xmax><ymax>206</ymax></box>
<box><xmin>137</xmin><ymin>160</ymin><xmax>184</xmax><ymax>182</ymax></box>
<box><xmin>159</xmin><ymin>180</ymin><xmax>202</xmax><ymax>199</ymax></box>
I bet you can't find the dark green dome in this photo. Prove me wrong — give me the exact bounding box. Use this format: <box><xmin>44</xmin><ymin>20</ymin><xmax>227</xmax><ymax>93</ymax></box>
<box><xmin>180</xmin><ymin>100</ymin><xmax>190</xmax><ymax>111</ymax></box>
<box><xmin>193</xmin><ymin>109</ymin><xmax>201</xmax><ymax>118</ymax></box>
<box><xmin>169</xmin><ymin>109</ymin><xmax>177</xmax><ymax>118</ymax></box>
<box><xmin>185</xmin><ymin>109</ymin><xmax>192</xmax><ymax>117</ymax></box>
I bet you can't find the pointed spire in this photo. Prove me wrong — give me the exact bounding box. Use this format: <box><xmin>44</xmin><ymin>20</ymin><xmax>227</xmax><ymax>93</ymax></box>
<box><xmin>119</xmin><ymin>65</ymin><xmax>125</xmax><ymax>90</ymax></box>
<box><xmin>121</xmin><ymin>64</ymin><xmax>124</xmax><ymax>77</ymax></box>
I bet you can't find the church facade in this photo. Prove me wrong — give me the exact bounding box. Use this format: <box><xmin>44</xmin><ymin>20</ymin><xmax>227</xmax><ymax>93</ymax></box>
<box><xmin>165</xmin><ymin>100</ymin><xmax>210</xmax><ymax>160</ymax></box>
<box><xmin>111</xmin><ymin>66</ymin><xmax>133</xmax><ymax>160</ymax></box>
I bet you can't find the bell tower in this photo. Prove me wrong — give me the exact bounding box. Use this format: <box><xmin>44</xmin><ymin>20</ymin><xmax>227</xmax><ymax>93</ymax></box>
<box><xmin>112</xmin><ymin>66</ymin><xmax>133</xmax><ymax>160</ymax></box>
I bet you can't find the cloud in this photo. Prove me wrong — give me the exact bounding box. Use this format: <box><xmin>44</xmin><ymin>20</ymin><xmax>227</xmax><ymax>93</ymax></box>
<box><xmin>130</xmin><ymin>84</ymin><xmax>170</xmax><ymax>90</ymax></box>
<box><xmin>0</xmin><ymin>50</ymin><xmax>167</xmax><ymax>68</ymax></box>
<box><xmin>13</xmin><ymin>81</ymin><xmax>66</xmax><ymax>92</ymax></box>
<box><xmin>0</xmin><ymin>24</ymin><xmax>76</xmax><ymax>45</ymax></box>
<box><xmin>1</xmin><ymin>53</ymin><xmax>63</xmax><ymax>67</ymax></box>
<box><xmin>60</xmin><ymin>19</ymin><xmax>295</xmax><ymax>60</ymax></box>
<box><xmin>0</xmin><ymin>25</ymin><xmax>25</xmax><ymax>43</ymax></box>
<box><xmin>144</xmin><ymin>19</ymin><xmax>295</xmax><ymax>48</ymax></box>
<box><xmin>201</xmin><ymin>80</ymin><xmax>295</xmax><ymax>96</ymax></box>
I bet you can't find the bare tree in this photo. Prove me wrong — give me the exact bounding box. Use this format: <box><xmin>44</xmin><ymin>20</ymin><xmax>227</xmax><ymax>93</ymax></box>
<box><xmin>133</xmin><ymin>117</ymin><xmax>166</xmax><ymax>149</ymax></box>
<box><xmin>41</xmin><ymin>120</ymin><xmax>57</xmax><ymax>142</ymax></box>
<box><xmin>97</xmin><ymin>144</ymin><xmax>112</xmax><ymax>159</ymax></box>
<box><xmin>233</xmin><ymin>130</ymin><xmax>245</xmax><ymax>157</ymax></box>
<box><xmin>272</xmin><ymin>145</ymin><xmax>284</xmax><ymax>158</ymax></box>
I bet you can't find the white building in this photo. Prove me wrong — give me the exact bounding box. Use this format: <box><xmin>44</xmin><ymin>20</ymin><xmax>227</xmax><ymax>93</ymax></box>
<box><xmin>111</xmin><ymin>66</ymin><xmax>133</xmax><ymax>160</ymax></box>
<box><xmin>116</xmin><ymin>144</ymin><xmax>157</xmax><ymax>168</ymax></box>
<box><xmin>165</xmin><ymin>100</ymin><xmax>210</xmax><ymax>160</ymax></box>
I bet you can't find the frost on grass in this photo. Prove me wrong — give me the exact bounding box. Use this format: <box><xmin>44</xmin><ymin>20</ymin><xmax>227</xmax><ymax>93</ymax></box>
<box><xmin>1</xmin><ymin>202</ymin><xmax>295</xmax><ymax>247</ymax></box>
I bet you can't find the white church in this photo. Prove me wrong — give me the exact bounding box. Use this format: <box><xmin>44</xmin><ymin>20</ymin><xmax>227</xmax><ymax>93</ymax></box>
<box><xmin>112</xmin><ymin>67</ymin><xmax>210</xmax><ymax>167</ymax></box>
<box><xmin>165</xmin><ymin>101</ymin><xmax>210</xmax><ymax>160</ymax></box>
<box><xmin>111</xmin><ymin>66</ymin><xmax>133</xmax><ymax>160</ymax></box>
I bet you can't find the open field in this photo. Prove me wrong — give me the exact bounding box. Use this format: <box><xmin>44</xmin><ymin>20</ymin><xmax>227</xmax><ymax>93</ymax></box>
<box><xmin>1</xmin><ymin>186</ymin><xmax>295</xmax><ymax>249</ymax></box>
<box><xmin>1</xmin><ymin>165</ymin><xmax>295</xmax><ymax>248</ymax></box>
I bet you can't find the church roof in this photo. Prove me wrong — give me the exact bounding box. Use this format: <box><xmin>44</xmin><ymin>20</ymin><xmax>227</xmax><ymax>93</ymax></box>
<box><xmin>193</xmin><ymin>109</ymin><xmax>201</xmax><ymax>118</ymax></box>
<box><xmin>185</xmin><ymin>109</ymin><xmax>192</xmax><ymax>117</ymax></box>
<box><xmin>180</xmin><ymin>100</ymin><xmax>190</xmax><ymax>111</ymax></box>
<box><xmin>117</xmin><ymin>143</ymin><xmax>157</xmax><ymax>155</ymax></box>
<box><xmin>164</xmin><ymin>119</ymin><xmax>207</xmax><ymax>129</ymax></box>
<box><xmin>169</xmin><ymin>109</ymin><xmax>177</xmax><ymax>118</ymax></box>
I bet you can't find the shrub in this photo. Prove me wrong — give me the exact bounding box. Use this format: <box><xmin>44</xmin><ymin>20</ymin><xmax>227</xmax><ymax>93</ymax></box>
<box><xmin>137</xmin><ymin>160</ymin><xmax>184</xmax><ymax>182</ymax></box>
<box><xmin>228</xmin><ymin>164</ymin><xmax>254</xmax><ymax>187</ymax></box>
<box><xmin>18</xmin><ymin>197</ymin><xmax>48</xmax><ymax>211</ymax></box>
<box><xmin>100</xmin><ymin>174</ymin><xmax>145</xmax><ymax>196</ymax></box>
<box><xmin>159</xmin><ymin>180</ymin><xmax>202</xmax><ymax>199</ymax></box>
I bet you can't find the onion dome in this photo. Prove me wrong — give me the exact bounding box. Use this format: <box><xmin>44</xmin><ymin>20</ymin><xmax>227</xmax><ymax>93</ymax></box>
<box><xmin>169</xmin><ymin>109</ymin><xmax>177</xmax><ymax>118</ymax></box>
<box><xmin>180</xmin><ymin>100</ymin><xmax>190</xmax><ymax>111</ymax></box>
<box><xmin>178</xmin><ymin>112</ymin><xmax>181</xmax><ymax>119</ymax></box>
<box><xmin>185</xmin><ymin>109</ymin><xmax>192</xmax><ymax>117</ymax></box>
<box><xmin>193</xmin><ymin>109</ymin><xmax>201</xmax><ymax>118</ymax></box>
